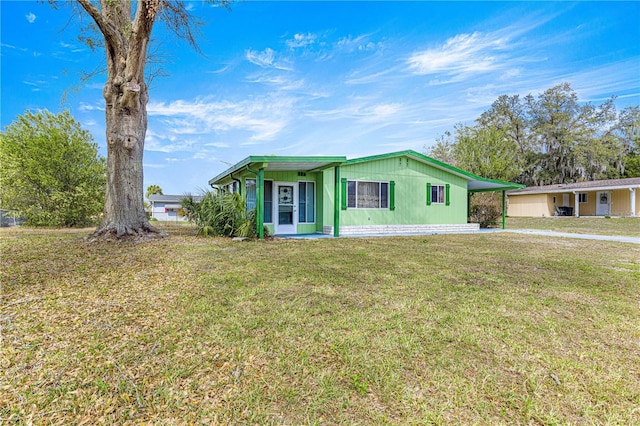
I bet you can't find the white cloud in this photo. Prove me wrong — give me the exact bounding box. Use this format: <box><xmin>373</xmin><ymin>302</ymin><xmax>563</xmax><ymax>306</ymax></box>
<box><xmin>359</xmin><ymin>42</ymin><xmax>378</xmax><ymax>52</ymax></box>
<box><xmin>307</xmin><ymin>101</ymin><xmax>402</xmax><ymax>124</ymax></box>
<box><xmin>407</xmin><ymin>32</ymin><xmax>507</xmax><ymax>76</ymax></box>
<box><xmin>143</xmin><ymin>163</ymin><xmax>167</xmax><ymax>169</ymax></box>
<box><xmin>500</xmin><ymin>68</ymin><xmax>522</xmax><ymax>80</ymax></box>
<box><xmin>245</xmin><ymin>48</ymin><xmax>293</xmax><ymax>71</ymax></box>
<box><xmin>344</xmin><ymin>67</ymin><xmax>398</xmax><ymax>85</ymax></box>
<box><xmin>191</xmin><ymin>150</ymin><xmax>220</xmax><ymax>161</ymax></box>
<box><xmin>336</xmin><ymin>34</ymin><xmax>381</xmax><ymax>53</ymax></box>
<box><xmin>364</xmin><ymin>103</ymin><xmax>402</xmax><ymax>122</ymax></box>
<box><xmin>552</xmin><ymin>59</ymin><xmax>640</xmax><ymax>103</ymax></box>
<box><xmin>146</xmin><ymin>95</ymin><xmax>296</xmax><ymax>144</ymax></box>
<box><xmin>25</xmin><ymin>13</ymin><xmax>36</xmax><ymax>24</ymax></box>
<box><xmin>245</xmin><ymin>74</ymin><xmax>305</xmax><ymax>91</ymax></box>
<box><xmin>78</xmin><ymin>102</ymin><xmax>104</xmax><ymax>112</ymax></box>
<box><xmin>145</xmin><ymin>129</ymin><xmax>198</xmax><ymax>153</ymax></box>
<box><xmin>286</xmin><ymin>33</ymin><xmax>317</xmax><ymax>49</ymax></box>
<box><xmin>1</xmin><ymin>43</ymin><xmax>27</xmax><ymax>51</ymax></box>
<box><xmin>204</xmin><ymin>142</ymin><xmax>231</xmax><ymax>148</ymax></box>
<box><xmin>245</xmin><ymin>48</ymin><xmax>275</xmax><ymax>67</ymax></box>
<box><xmin>207</xmin><ymin>65</ymin><xmax>231</xmax><ymax>74</ymax></box>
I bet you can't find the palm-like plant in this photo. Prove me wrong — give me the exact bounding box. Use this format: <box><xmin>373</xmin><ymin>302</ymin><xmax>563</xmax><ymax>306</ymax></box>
<box><xmin>181</xmin><ymin>191</ymin><xmax>266</xmax><ymax>238</ymax></box>
<box><xmin>145</xmin><ymin>185</ymin><xmax>163</xmax><ymax>199</ymax></box>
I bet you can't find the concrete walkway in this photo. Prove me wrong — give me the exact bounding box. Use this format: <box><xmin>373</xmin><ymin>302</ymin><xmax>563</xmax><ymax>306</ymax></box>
<box><xmin>279</xmin><ymin>228</ymin><xmax>640</xmax><ymax>244</ymax></box>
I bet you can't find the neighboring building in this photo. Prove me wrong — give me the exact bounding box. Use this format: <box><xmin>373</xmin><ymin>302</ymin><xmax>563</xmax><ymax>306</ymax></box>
<box><xmin>0</xmin><ymin>209</ymin><xmax>26</xmax><ymax>227</ymax></box>
<box><xmin>507</xmin><ymin>177</ymin><xmax>640</xmax><ymax>217</ymax></box>
<box><xmin>208</xmin><ymin>150</ymin><xmax>523</xmax><ymax>238</ymax></box>
<box><xmin>148</xmin><ymin>194</ymin><xmax>201</xmax><ymax>221</ymax></box>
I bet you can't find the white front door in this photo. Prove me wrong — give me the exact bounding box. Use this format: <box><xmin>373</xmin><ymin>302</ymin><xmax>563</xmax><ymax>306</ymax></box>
<box><xmin>274</xmin><ymin>183</ymin><xmax>297</xmax><ymax>234</ymax></box>
<box><xmin>562</xmin><ymin>193</ymin><xmax>570</xmax><ymax>206</ymax></box>
<box><xmin>596</xmin><ymin>191</ymin><xmax>611</xmax><ymax>216</ymax></box>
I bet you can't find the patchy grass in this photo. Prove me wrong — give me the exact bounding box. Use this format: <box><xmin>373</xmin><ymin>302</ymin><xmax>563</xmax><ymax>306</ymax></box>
<box><xmin>508</xmin><ymin>216</ymin><xmax>640</xmax><ymax>237</ymax></box>
<box><xmin>1</xmin><ymin>225</ymin><xmax>639</xmax><ymax>424</ymax></box>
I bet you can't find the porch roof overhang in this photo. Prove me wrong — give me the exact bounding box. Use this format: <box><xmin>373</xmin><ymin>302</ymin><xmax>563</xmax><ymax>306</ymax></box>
<box><xmin>467</xmin><ymin>179</ymin><xmax>526</xmax><ymax>192</ymax></box>
<box><xmin>208</xmin><ymin>155</ymin><xmax>347</xmax><ymax>186</ymax></box>
<box><xmin>507</xmin><ymin>178</ymin><xmax>640</xmax><ymax>196</ymax></box>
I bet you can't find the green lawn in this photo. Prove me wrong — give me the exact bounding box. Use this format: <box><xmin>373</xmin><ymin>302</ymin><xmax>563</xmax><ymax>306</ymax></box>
<box><xmin>1</xmin><ymin>225</ymin><xmax>639</xmax><ymax>424</ymax></box>
<box><xmin>507</xmin><ymin>216</ymin><xmax>640</xmax><ymax>237</ymax></box>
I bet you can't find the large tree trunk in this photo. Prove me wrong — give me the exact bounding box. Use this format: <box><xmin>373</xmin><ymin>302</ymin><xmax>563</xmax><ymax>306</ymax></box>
<box><xmin>80</xmin><ymin>0</ymin><xmax>166</xmax><ymax>241</ymax></box>
<box><xmin>91</xmin><ymin>78</ymin><xmax>164</xmax><ymax>240</ymax></box>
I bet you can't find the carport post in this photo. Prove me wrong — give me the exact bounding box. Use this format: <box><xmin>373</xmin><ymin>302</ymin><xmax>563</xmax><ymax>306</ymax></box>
<box><xmin>501</xmin><ymin>190</ymin><xmax>506</xmax><ymax>229</ymax></box>
<box><xmin>333</xmin><ymin>166</ymin><xmax>341</xmax><ymax>237</ymax></box>
<box><xmin>257</xmin><ymin>168</ymin><xmax>264</xmax><ymax>239</ymax></box>
<box><xmin>246</xmin><ymin>165</ymin><xmax>265</xmax><ymax>239</ymax></box>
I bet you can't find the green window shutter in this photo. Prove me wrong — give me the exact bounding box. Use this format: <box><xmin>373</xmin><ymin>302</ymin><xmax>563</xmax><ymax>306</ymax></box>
<box><xmin>390</xmin><ymin>181</ymin><xmax>395</xmax><ymax>211</ymax></box>
<box><xmin>426</xmin><ymin>183</ymin><xmax>431</xmax><ymax>206</ymax></box>
<box><xmin>341</xmin><ymin>178</ymin><xmax>347</xmax><ymax>210</ymax></box>
<box><xmin>445</xmin><ymin>184</ymin><xmax>450</xmax><ymax>206</ymax></box>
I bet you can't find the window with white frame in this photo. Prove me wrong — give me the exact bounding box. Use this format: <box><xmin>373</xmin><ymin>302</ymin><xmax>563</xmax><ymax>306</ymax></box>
<box><xmin>431</xmin><ymin>185</ymin><xmax>446</xmax><ymax>204</ymax></box>
<box><xmin>346</xmin><ymin>180</ymin><xmax>389</xmax><ymax>209</ymax></box>
<box><xmin>245</xmin><ymin>179</ymin><xmax>256</xmax><ymax>211</ymax></box>
<box><xmin>578</xmin><ymin>193</ymin><xmax>587</xmax><ymax>203</ymax></box>
<box><xmin>263</xmin><ymin>180</ymin><xmax>273</xmax><ymax>223</ymax></box>
<box><xmin>244</xmin><ymin>178</ymin><xmax>272</xmax><ymax>222</ymax></box>
<box><xmin>298</xmin><ymin>181</ymin><xmax>315</xmax><ymax>223</ymax></box>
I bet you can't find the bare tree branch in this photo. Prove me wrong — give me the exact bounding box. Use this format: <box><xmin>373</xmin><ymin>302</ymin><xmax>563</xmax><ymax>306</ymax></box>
<box><xmin>76</xmin><ymin>0</ymin><xmax>122</xmax><ymax>52</ymax></box>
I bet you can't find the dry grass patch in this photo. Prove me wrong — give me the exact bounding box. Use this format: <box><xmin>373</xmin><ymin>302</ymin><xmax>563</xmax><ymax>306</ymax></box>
<box><xmin>1</xmin><ymin>225</ymin><xmax>639</xmax><ymax>424</ymax></box>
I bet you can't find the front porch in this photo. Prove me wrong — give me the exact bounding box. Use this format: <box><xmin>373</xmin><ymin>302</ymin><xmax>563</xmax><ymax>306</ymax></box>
<box><xmin>560</xmin><ymin>188</ymin><xmax>637</xmax><ymax>217</ymax></box>
<box><xmin>507</xmin><ymin>178</ymin><xmax>640</xmax><ymax>218</ymax></box>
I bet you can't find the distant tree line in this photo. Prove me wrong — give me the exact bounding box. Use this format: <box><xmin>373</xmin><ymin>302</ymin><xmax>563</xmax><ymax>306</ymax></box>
<box><xmin>426</xmin><ymin>83</ymin><xmax>640</xmax><ymax>185</ymax></box>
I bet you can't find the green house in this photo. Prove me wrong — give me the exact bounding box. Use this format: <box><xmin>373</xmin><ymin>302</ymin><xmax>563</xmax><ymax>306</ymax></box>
<box><xmin>208</xmin><ymin>150</ymin><xmax>523</xmax><ymax>238</ymax></box>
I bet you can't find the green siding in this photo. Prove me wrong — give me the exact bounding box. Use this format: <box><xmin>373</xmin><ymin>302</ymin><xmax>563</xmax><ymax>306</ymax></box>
<box><xmin>315</xmin><ymin>173</ymin><xmax>324</xmax><ymax>232</ymax></box>
<box><xmin>338</xmin><ymin>156</ymin><xmax>468</xmax><ymax>226</ymax></box>
<box><xmin>322</xmin><ymin>168</ymin><xmax>336</xmax><ymax>229</ymax></box>
<box><xmin>264</xmin><ymin>171</ymin><xmax>305</xmax><ymax>182</ymax></box>
<box><xmin>297</xmin><ymin>224</ymin><xmax>318</xmax><ymax>234</ymax></box>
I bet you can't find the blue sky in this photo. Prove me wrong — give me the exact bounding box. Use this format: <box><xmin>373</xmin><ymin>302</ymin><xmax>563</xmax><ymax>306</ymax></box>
<box><xmin>2</xmin><ymin>1</ymin><xmax>639</xmax><ymax>195</ymax></box>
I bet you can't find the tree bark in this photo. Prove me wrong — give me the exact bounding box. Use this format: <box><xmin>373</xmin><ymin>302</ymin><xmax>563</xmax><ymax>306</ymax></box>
<box><xmin>93</xmin><ymin>78</ymin><xmax>162</xmax><ymax>239</ymax></box>
<box><xmin>78</xmin><ymin>0</ymin><xmax>166</xmax><ymax>240</ymax></box>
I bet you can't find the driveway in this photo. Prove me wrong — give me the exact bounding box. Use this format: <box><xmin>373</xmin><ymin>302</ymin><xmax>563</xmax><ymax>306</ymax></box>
<box><xmin>503</xmin><ymin>229</ymin><xmax>640</xmax><ymax>244</ymax></box>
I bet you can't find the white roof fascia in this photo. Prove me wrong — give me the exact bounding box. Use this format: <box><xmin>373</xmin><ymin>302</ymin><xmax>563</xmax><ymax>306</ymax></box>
<box><xmin>511</xmin><ymin>183</ymin><xmax>640</xmax><ymax>195</ymax></box>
